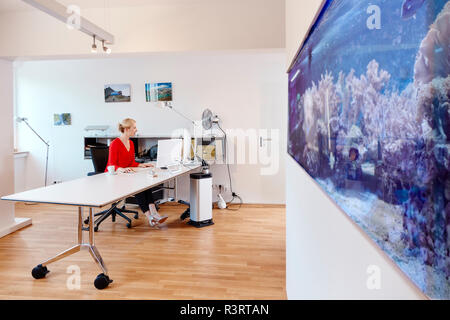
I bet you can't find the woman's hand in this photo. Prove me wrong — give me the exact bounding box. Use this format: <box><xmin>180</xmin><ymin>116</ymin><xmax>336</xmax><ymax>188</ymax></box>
<box><xmin>138</xmin><ymin>163</ymin><xmax>154</xmax><ymax>168</ymax></box>
<box><xmin>117</xmin><ymin>167</ymin><xmax>135</xmax><ymax>173</ymax></box>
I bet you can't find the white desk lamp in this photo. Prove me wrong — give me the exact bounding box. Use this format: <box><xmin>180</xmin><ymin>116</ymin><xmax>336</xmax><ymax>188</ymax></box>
<box><xmin>159</xmin><ymin>101</ymin><xmax>195</xmax><ymax>126</ymax></box>
<box><xmin>159</xmin><ymin>101</ymin><xmax>202</xmax><ymax>165</ymax></box>
<box><xmin>161</xmin><ymin>102</ymin><xmax>235</xmax><ymax>210</ymax></box>
<box><xmin>16</xmin><ymin>117</ymin><xmax>50</xmax><ymax>186</ymax></box>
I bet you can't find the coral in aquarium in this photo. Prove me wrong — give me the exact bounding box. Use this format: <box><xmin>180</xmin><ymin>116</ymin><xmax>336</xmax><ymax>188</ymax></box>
<box><xmin>414</xmin><ymin>2</ymin><xmax>450</xmax><ymax>85</ymax></box>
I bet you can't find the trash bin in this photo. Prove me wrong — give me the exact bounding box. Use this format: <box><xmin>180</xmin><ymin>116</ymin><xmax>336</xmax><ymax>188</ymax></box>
<box><xmin>188</xmin><ymin>172</ymin><xmax>214</xmax><ymax>228</ymax></box>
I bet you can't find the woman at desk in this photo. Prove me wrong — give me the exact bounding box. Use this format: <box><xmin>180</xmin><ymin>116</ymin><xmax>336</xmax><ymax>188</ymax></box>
<box><xmin>106</xmin><ymin>118</ymin><xmax>168</xmax><ymax>226</ymax></box>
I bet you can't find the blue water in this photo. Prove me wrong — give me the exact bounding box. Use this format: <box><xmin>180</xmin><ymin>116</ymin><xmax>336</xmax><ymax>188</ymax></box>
<box><xmin>291</xmin><ymin>0</ymin><xmax>447</xmax><ymax>93</ymax></box>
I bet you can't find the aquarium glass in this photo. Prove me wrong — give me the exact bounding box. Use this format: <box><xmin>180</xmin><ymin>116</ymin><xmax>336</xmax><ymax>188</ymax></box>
<box><xmin>288</xmin><ymin>0</ymin><xmax>450</xmax><ymax>299</ymax></box>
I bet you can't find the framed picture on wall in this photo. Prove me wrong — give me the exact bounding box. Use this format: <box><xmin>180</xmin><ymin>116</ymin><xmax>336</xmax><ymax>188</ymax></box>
<box><xmin>145</xmin><ymin>82</ymin><xmax>172</xmax><ymax>102</ymax></box>
<box><xmin>104</xmin><ymin>84</ymin><xmax>131</xmax><ymax>103</ymax></box>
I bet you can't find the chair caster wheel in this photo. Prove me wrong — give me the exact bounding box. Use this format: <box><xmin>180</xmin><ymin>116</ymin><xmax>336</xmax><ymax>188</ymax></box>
<box><xmin>94</xmin><ymin>273</ymin><xmax>113</xmax><ymax>290</ymax></box>
<box><xmin>32</xmin><ymin>264</ymin><xmax>49</xmax><ymax>279</ymax></box>
<box><xmin>180</xmin><ymin>209</ymin><xmax>190</xmax><ymax>221</ymax></box>
<box><xmin>126</xmin><ymin>223</ymin><xmax>131</xmax><ymax>228</ymax></box>
<box><xmin>94</xmin><ymin>226</ymin><xmax>99</xmax><ymax>232</ymax></box>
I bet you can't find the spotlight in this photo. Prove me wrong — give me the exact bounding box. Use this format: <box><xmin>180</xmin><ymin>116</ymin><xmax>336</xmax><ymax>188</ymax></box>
<box><xmin>102</xmin><ymin>40</ymin><xmax>111</xmax><ymax>54</ymax></box>
<box><xmin>91</xmin><ymin>35</ymin><xmax>97</xmax><ymax>53</ymax></box>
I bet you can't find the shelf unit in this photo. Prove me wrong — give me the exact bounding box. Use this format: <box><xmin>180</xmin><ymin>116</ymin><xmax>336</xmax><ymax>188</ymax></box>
<box><xmin>84</xmin><ymin>135</ymin><xmax>225</xmax><ymax>163</ymax></box>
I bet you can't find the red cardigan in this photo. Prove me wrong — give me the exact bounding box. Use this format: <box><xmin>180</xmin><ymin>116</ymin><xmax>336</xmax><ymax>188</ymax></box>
<box><xmin>105</xmin><ymin>138</ymin><xmax>139</xmax><ymax>171</ymax></box>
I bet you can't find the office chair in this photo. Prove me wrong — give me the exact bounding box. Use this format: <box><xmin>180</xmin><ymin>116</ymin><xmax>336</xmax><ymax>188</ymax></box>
<box><xmin>86</xmin><ymin>145</ymin><xmax>139</xmax><ymax>231</ymax></box>
<box><xmin>87</xmin><ymin>145</ymin><xmax>108</xmax><ymax>176</ymax></box>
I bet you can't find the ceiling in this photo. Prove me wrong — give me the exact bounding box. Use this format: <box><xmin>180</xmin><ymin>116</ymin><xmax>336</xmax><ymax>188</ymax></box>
<box><xmin>0</xmin><ymin>0</ymin><xmax>236</xmax><ymax>13</ymax></box>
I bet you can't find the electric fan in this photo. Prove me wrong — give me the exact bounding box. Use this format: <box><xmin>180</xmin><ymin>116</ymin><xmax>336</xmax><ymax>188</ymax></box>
<box><xmin>202</xmin><ymin>108</ymin><xmax>219</xmax><ymax>130</ymax></box>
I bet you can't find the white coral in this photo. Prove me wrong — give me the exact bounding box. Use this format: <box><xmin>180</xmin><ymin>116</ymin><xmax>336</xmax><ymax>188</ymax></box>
<box><xmin>414</xmin><ymin>2</ymin><xmax>450</xmax><ymax>85</ymax></box>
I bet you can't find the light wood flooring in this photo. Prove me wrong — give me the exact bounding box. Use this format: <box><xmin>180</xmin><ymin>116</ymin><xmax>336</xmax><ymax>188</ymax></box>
<box><xmin>0</xmin><ymin>202</ymin><xmax>286</xmax><ymax>299</ymax></box>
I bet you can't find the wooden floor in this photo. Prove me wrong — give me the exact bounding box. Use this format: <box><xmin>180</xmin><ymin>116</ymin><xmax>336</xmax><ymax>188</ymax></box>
<box><xmin>0</xmin><ymin>202</ymin><xmax>286</xmax><ymax>300</ymax></box>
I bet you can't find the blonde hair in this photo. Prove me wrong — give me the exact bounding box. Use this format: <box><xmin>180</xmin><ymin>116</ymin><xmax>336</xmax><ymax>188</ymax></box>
<box><xmin>118</xmin><ymin>118</ymin><xmax>136</xmax><ymax>133</ymax></box>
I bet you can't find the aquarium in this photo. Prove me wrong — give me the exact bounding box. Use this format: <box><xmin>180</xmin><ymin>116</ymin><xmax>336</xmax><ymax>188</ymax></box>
<box><xmin>288</xmin><ymin>0</ymin><xmax>449</xmax><ymax>299</ymax></box>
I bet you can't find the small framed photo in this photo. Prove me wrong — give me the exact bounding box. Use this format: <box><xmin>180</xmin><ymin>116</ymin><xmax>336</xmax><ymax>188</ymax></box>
<box><xmin>145</xmin><ymin>82</ymin><xmax>172</xmax><ymax>102</ymax></box>
<box><xmin>104</xmin><ymin>84</ymin><xmax>131</xmax><ymax>102</ymax></box>
<box><xmin>54</xmin><ymin>113</ymin><xmax>71</xmax><ymax>126</ymax></box>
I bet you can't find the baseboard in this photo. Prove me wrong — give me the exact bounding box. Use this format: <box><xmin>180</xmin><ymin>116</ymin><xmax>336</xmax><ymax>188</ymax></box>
<box><xmin>161</xmin><ymin>201</ymin><xmax>286</xmax><ymax>209</ymax></box>
<box><xmin>0</xmin><ymin>217</ymin><xmax>32</xmax><ymax>239</ymax></box>
<box><xmin>212</xmin><ymin>202</ymin><xmax>286</xmax><ymax>209</ymax></box>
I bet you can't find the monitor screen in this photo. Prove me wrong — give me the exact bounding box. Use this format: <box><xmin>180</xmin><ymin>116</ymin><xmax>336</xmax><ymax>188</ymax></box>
<box><xmin>156</xmin><ymin>139</ymin><xmax>183</xmax><ymax>168</ymax></box>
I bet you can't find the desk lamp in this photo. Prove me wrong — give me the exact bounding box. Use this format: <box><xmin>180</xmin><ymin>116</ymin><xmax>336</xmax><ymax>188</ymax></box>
<box><xmin>160</xmin><ymin>101</ymin><xmax>210</xmax><ymax>170</ymax></box>
<box><xmin>16</xmin><ymin>117</ymin><xmax>50</xmax><ymax>186</ymax></box>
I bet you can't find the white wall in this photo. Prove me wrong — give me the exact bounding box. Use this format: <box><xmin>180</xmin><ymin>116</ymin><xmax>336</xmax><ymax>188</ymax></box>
<box><xmin>15</xmin><ymin>50</ymin><xmax>287</xmax><ymax>204</ymax></box>
<box><xmin>0</xmin><ymin>0</ymin><xmax>285</xmax><ymax>58</ymax></box>
<box><xmin>285</xmin><ymin>0</ymin><xmax>425</xmax><ymax>299</ymax></box>
<box><xmin>0</xmin><ymin>59</ymin><xmax>31</xmax><ymax>238</ymax></box>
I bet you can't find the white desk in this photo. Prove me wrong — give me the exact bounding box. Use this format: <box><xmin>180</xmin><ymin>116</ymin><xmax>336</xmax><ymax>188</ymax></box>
<box><xmin>1</xmin><ymin>164</ymin><xmax>201</xmax><ymax>289</ymax></box>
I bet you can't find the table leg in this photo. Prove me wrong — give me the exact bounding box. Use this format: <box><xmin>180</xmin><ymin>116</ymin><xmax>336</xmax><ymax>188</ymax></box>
<box><xmin>41</xmin><ymin>245</ymin><xmax>81</xmax><ymax>267</ymax></box>
<box><xmin>40</xmin><ymin>206</ymin><xmax>85</xmax><ymax>266</ymax></box>
<box><xmin>87</xmin><ymin>207</ymin><xmax>109</xmax><ymax>276</ymax></box>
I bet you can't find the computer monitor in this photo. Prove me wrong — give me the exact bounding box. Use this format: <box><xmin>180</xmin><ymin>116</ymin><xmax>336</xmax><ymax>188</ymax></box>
<box><xmin>156</xmin><ymin>139</ymin><xmax>183</xmax><ymax>168</ymax></box>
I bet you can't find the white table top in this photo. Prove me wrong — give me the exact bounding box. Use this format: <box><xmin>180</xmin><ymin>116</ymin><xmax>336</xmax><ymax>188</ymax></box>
<box><xmin>1</xmin><ymin>164</ymin><xmax>201</xmax><ymax>208</ymax></box>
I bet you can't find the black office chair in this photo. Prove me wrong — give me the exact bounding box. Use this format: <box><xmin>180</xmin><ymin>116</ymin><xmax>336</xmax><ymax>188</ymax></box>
<box><xmin>86</xmin><ymin>145</ymin><xmax>139</xmax><ymax>231</ymax></box>
<box><xmin>87</xmin><ymin>145</ymin><xmax>108</xmax><ymax>176</ymax></box>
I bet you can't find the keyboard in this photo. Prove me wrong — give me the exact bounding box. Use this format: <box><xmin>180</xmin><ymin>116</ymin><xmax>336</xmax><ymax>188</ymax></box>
<box><xmin>167</xmin><ymin>164</ymin><xmax>182</xmax><ymax>173</ymax></box>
